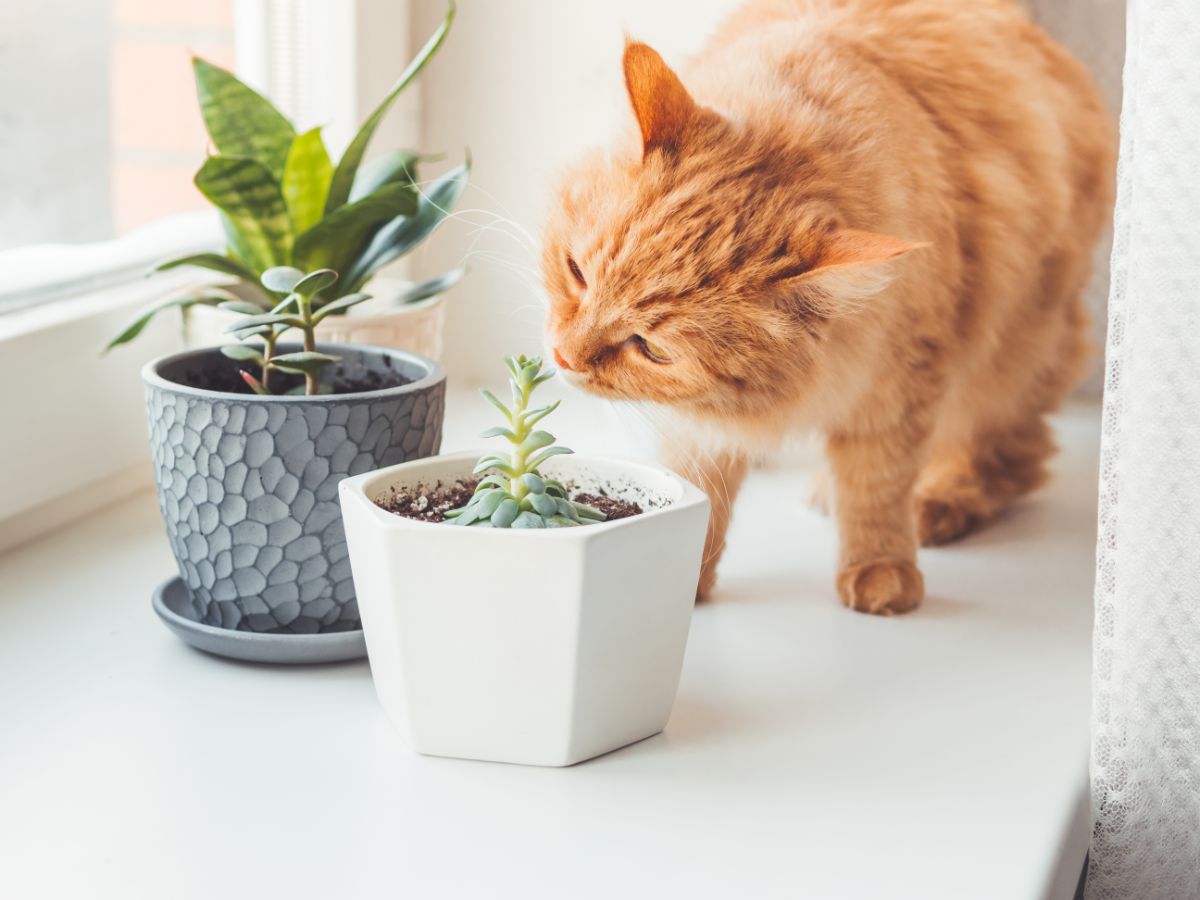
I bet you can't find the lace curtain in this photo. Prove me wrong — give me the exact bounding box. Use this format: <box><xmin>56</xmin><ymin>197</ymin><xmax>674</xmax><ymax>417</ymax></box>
<box><xmin>1088</xmin><ymin>0</ymin><xmax>1200</xmax><ymax>896</ymax></box>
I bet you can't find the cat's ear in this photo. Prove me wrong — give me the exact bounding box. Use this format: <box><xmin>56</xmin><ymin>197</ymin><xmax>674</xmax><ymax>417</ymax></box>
<box><xmin>794</xmin><ymin>229</ymin><xmax>928</xmax><ymax>300</ymax></box>
<box><xmin>623</xmin><ymin>40</ymin><xmax>698</xmax><ymax>157</ymax></box>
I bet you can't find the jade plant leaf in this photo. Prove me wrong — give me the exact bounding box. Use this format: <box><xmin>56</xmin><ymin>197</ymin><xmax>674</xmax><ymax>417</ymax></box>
<box><xmin>195</xmin><ymin>157</ymin><xmax>292</xmax><ymax>271</ymax></box>
<box><xmin>261</xmin><ymin>266</ymin><xmax>306</xmax><ymax>293</ymax></box>
<box><xmin>270</xmin><ymin>351</ymin><xmax>341</xmax><ymax>376</ymax></box>
<box><xmin>293</xmin><ymin>268</ymin><xmax>339</xmax><ymax>296</ymax></box>
<box><xmin>282</xmin><ymin>127</ymin><xmax>334</xmax><ymax>234</ymax></box>
<box><xmin>193</xmin><ymin>57</ymin><xmax>296</xmax><ymax>181</ymax></box>
<box><xmin>220</xmin><ymin>344</ymin><xmax>266</xmax><ymax>365</ymax></box>
<box><xmin>313</xmin><ymin>292</ymin><xmax>371</xmax><ymax>322</ymax></box>
<box><xmin>324</xmin><ymin>3</ymin><xmax>456</xmax><ymax>214</ymax></box>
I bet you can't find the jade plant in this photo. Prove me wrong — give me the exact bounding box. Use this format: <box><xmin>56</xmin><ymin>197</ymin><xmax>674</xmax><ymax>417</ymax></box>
<box><xmin>219</xmin><ymin>266</ymin><xmax>365</xmax><ymax>396</ymax></box>
<box><xmin>446</xmin><ymin>356</ymin><xmax>606</xmax><ymax>528</ymax></box>
<box><xmin>106</xmin><ymin>2</ymin><xmax>467</xmax><ymax>353</ymax></box>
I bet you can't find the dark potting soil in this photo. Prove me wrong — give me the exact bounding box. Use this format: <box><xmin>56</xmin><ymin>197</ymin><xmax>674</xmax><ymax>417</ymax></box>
<box><xmin>376</xmin><ymin>479</ymin><xmax>644</xmax><ymax>524</ymax></box>
<box><xmin>174</xmin><ymin>357</ymin><xmax>411</xmax><ymax>396</ymax></box>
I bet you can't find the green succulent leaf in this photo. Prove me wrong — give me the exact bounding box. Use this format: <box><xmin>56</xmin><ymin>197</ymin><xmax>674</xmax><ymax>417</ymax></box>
<box><xmin>293</xmin><ymin>268</ymin><xmax>339</xmax><ymax>296</ymax></box>
<box><xmin>193</xmin><ymin>57</ymin><xmax>295</xmax><ymax>180</ymax></box>
<box><xmin>528</xmin><ymin>492</ymin><xmax>558</xmax><ymax>517</ymax></box>
<box><xmin>527</xmin><ymin>446</ymin><xmax>574</xmax><ymax>471</ymax></box>
<box><xmin>392</xmin><ymin>267</ymin><xmax>466</xmax><ymax>306</ymax></box>
<box><xmin>342</xmin><ymin>159</ymin><xmax>470</xmax><ymax>291</ymax></box>
<box><xmin>476</xmin><ymin>474</ymin><xmax>508</xmax><ymax>491</ymax></box>
<box><xmin>479</xmin><ymin>425</ymin><xmax>516</xmax><ymax>440</ymax></box>
<box><xmin>219</xmin><ymin>344</ymin><xmax>266</xmax><ymax>365</ymax></box>
<box><xmin>153</xmin><ymin>252</ymin><xmax>261</xmax><ymax>285</ymax></box>
<box><xmin>195</xmin><ymin>156</ymin><xmax>292</xmax><ymax>271</ymax></box>
<box><xmin>312</xmin><ymin>292</ymin><xmax>372</xmax><ymax>322</ymax></box>
<box><xmin>545</xmin><ymin>516</ymin><xmax>577</xmax><ymax>528</ymax></box>
<box><xmin>555</xmin><ymin>499</ymin><xmax>582</xmax><ymax>523</ymax></box>
<box><xmin>523</xmin><ymin>401</ymin><xmax>561</xmax><ymax>429</ymax></box>
<box><xmin>261</xmin><ymin>266</ymin><xmax>305</xmax><ymax>294</ymax></box>
<box><xmin>519</xmin><ymin>431</ymin><xmax>555</xmax><ymax>454</ymax></box>
<box><xmin>269</xmin><ymin>351</ymin><xmax>341</xmax><ymax>376</ymax></box>
<box><xmin>491</xmin><ymin>498</ymin><xmax>520</xmax><ymax>528</ymax></box>
<box><xmin>282</xmin><ymin>127</ymin><xmax>333</xmax><ymax>234</ymax></box>
<box><xmin>519</xmin><ymin>473</ymin><xmax>545</xmax><ymax>494</ymax></box>
<box><xmin>224</xmin><ymin>312</ymin><xmax>303</xmax><ymax>333</ymax></box>
<box><xmin>293</xmin><ymin>181</ymin><xmax>417</xmax><ymax>274</ymax></box>
<box><xmin>511</xmin><ymin>511</ymin><xmax>545</xmax><ymax>529</ymax></box>
<box><xmin>543</xmin><ymin>479</ymin><xmax>567</xmax><ymax>498</ymax></box>
<box><xmin>573</xmin><ymin>502</ymin><xmax>606</xmax><ymax>521</ymax></box>
<box><xmin>217</xmin><ymin>299</ymin><xmax>266</xmax><ymax>316</ymax></box>
<box><xmin>480</xmin><ymin>389</ymin><xmax>512</xmax><ymax>422</ymax></box>
<box><xmin>104</xmin><ymin>293</ymin><xmax>224</xmax><ymax>353</ymax></box>
<box><xmin>324</xmin><ymin>3</ymin><xmax>456</xmax><ymax>214</ymax></box>
<box><xmin>475</xmin><ymin>491</ymin><xmax>505</xmax><ymax>519</ymax></box>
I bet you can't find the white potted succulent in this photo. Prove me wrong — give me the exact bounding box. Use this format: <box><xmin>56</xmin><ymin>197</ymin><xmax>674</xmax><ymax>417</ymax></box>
<box><xmin>339</xmin><ymin>355</ymin><xmax>710</xmax><ymax>766</ymax></box>
<box><xmin>110</xmin><ymin>4</ymin><xmax>466</xmax><ymax>362</ymax></box>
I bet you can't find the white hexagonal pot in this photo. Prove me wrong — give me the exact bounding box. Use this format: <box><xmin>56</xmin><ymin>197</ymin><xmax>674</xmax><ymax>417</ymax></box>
<box><xmin>338</xmin><ymin>451</ymin><xmax>710</xmax><ymax>767</ymax></box>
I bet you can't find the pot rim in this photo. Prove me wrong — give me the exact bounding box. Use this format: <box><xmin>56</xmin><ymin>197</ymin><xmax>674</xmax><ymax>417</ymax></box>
<box><xmin>339</xmin><ymin>449</ymin><xmax>710</xmax><ymax>538</ymax></box>
<box><xmin>142</xmin><ymin>342</ymin><xmax>445</xmax><ymax>403</ymax></box>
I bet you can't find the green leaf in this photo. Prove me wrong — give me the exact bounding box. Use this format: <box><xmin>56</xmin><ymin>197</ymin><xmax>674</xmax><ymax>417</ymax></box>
<box><xmin>491</xmin><ymin>498</ymin><xmax>520</xmax><ymax>528</ymax></box>
<box><xmin>193</xmin><ymin>57</ymin><xmax>295</xmax><ymax>181</ymax></box>
<box><xmin>573</xmin><ymin>502</ymin><xmax>606</xmax><ymax>521</ymax></box>
<box><xmin>261</xmin><ymin>266</ymin><xmax>305</xmax><ymax>293</ymax></box>
<box><xmin>519</xmin><ymin>473</ymin><xmax>545</xmax><ymax>494</ymax></box>
<box><xmin>270</xmin><ymin>351</ymin><xmax>341</xmax><ymax>376</ymax></box>
<box><xmin>342</xmin><ymin>159</ymin><xmax>470</xmax><ymax>291</ymax></box>
<box><xmin>519</xmin><ymin>431</ymin><xmax>555</xmax><ymax>454</ymax></box>
<box><xmin>543</xmin><ymin>479</ymin><xmax>567</xmax><ymax>498</ymax></box>
<box><xmin>479</xmin><ymin>389</ymin><xmax>512</xmax><ymax>422</ymax></box>
<box><xmin>476</xmin><ymin>474</ymin><xmax>508</xmax><ymax>491</ymax></box>
<box><xmin>479</xmin><ymin>425</ymin><xmax>515</xmax><ymax>440</ymax></box>
<box><xmin>324</xmin><ymin>3</ymin><xmax>456</xmax><ymax>213</ymax></box>
<box><xmin>523</xmin><ymin>400</ymin><xmax>561</xmax><ymax>429</ymax></box>
<box><xmin>349</xmin><ymin>150</ymin><xmax>421</xmax><ymax>203</ymax></box>
<box><xmin>224</xmin><ymin>312</ymin><xmax>303</xmax><ymax>333</ymax></box>
<box><xmin>545</xmin><ymin>516</ymin><xmax>577</xmax><ymax>529</ymax></box>
<box><xmin>220</xmin><ymin>344</ymin><xmax>266</xmax><ymax>365</ymax></box>
<box><xmin>217</xmin><ymin>299</ymin><xmax>266</xmax><ymax>316</ymax></box>
<box><xmin>527</xmin><ymin>446</ymin><xmax>574</xmax><ymax>471</ymax></box>
<box><xmin>195</xmin><ymin>156</ymin><xmax>292</xmax><ymax>271</ymax></box>
<box><xmin>294</xmin><ymin>268</ymin><xmax>339</xmax><ymax>296</ymax></box>
<box><xmin>392</xmin><ymin>266</ymin><xmax>466</xmax><ymax>305</ymax></box>
<box><xmin>475</xmin><ymin>491</ymin><xmax>505</xmax><ymax>519</ymax></box>
<box><xmin>528</xmin><ymin>492</ymin><xmax>557</xmax><ymax>517</ymax></box>
<box><xmin>313</xmin><ymin>292</ymin><xmax>372</xmax><ymax>322</ymax></box>
<box><xmin>293</xmin><ymin>182</ymin><xmax>417</xmax><ymax>274</ymax></box>
<box><xmin>104</xmin><ymin>293</ymin><xmax>222</xmax><ymax>353</ymax></box>
<box><xmin>555</xmin><ymin>499</ymin><xmax>581</xmax><ymax>523</ymax></box>
<box><xmin>282</xmin><ymin>128</ymin><xmax>333</xmax><ymax>234</ymax></box>
<box><xmin>512</xmin><ymin>511</ymin><xmax>545</xmax><ymax>529</ymax></box>
<box><xmin>153</xmin><ymin>252</ymin><xmax>260</xmax><ymax>284</ymax></box>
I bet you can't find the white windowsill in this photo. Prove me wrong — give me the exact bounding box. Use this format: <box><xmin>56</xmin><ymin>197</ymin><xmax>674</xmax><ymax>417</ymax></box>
<box><xmin>0</xmin><ymin>394</ymin><xmax>1098</xmax><ymax>900</ymax></box>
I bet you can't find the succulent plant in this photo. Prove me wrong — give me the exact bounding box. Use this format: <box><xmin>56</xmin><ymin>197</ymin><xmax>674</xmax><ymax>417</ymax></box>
<box><xmin>218</xmin><ymin>265</ymin><xmax>364</xmax><ymax>396</ymax></box>
<box><xmin>446</xmin><ymin>356</ymin><xmax>606</xmax><ymax>528</ymax></box>
<box><xmin>105</xmin><ymin>2</ymin><xmax>466</xmax><ymax>354</ymax></box>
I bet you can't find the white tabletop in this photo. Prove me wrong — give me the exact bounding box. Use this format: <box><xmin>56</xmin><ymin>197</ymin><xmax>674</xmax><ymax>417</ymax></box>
<box><xmin>0</xmin><ymin>395</ymin><xmax>1099</xmax><ymax>900</ymax></box>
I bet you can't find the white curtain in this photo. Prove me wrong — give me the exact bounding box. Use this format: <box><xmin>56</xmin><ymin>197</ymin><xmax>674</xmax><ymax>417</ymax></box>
<box><xmin>1089</xmin><ymin>1</ymin><xmax>1200</xmax><ymax>897</ymax></box>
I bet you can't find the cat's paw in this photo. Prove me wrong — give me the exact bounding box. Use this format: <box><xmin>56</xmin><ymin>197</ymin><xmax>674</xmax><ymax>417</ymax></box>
<box><xmin>837</xmin><ymin>558</ymin><xmax>924</xmax><ymax>615</ymax></box>
<box><xmin>916</xmin><ymin>497</ymin><xmax>978</xmax><ymax>547</ymax></box>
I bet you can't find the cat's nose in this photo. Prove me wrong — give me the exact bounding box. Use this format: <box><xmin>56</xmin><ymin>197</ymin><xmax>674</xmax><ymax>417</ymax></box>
<box><xmin>552</xmin><ymin>346</ymin><xmax>575</xmax><ymax>371</ymax></box>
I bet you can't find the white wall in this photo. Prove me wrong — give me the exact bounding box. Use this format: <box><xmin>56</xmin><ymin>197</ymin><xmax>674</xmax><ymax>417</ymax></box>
<box><xmin>408</xmin><ymin>0</ymin><xmax>740</xmax><ymax>384</ymax></box>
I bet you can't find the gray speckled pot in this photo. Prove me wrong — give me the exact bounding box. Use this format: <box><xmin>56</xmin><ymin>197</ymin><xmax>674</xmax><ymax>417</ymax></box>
<box><xmin>143</xmin><ymin>343</ymin><xmax>445</xmax><ymax>635</ymax></box>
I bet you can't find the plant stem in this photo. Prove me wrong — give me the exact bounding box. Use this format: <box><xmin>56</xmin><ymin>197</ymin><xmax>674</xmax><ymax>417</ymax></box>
<box><xmin>261</xmin><ymin>332</ymin><xmax>276</xmax><ymax>393</ymax></box>
<box><xmin>298</xmin><ymin>293</ymin><xmax>318</xmax><ymax>395</ymax></box>
<box><xmin>507</xmin><ymin>380</ymin><xmax>532</xmax><ymax>497</ymax></box>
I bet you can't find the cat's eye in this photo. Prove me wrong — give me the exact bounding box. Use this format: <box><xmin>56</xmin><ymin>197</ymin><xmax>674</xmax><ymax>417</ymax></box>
<box><xmin>633</xmin><ymin>335</ymin><xmax>672</xmax><ymax>364</ymax></box>
<box><xmin>566</xmin><ymin>255</ymin><xmax>586</xmax><ymax>288</ymax></box>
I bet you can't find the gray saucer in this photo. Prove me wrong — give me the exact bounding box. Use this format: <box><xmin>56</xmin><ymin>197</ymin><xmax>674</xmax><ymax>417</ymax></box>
<box><xmin>152</xmin><ymin>576</ymin><xmax>367</xmax><ymax>664</ymax></box>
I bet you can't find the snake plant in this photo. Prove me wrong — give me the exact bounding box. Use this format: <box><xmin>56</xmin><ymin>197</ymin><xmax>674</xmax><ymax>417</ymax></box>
<box><xmin>446</xmin><ymin>356</ymin><xmax>606</xmax><ymax>528</ymax></box>
<box><xmin>106</xmin><ymin>1</ymin><xmax>466</xmax><ymax>353</ymax></box>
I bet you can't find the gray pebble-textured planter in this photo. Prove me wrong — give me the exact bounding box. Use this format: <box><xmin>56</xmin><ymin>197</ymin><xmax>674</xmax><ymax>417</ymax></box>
<box><xmin>143</xmin><ymin>343</ymin><xmax>445</xmax><ymax>635</ymax></box>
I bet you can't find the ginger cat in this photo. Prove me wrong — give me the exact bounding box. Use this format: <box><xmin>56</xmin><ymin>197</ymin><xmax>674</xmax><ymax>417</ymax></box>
<box><xmin>541</xmin><ymin>0</ymin><xmax>1115</xmax><ymax>614</ymax></box>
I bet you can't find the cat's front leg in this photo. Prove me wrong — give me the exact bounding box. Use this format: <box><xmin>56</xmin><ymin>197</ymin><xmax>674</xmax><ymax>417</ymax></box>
<box><xmin>663</xmin><ymin>448</ymin><xmax>748</xmax><ymax>602</ymax></box>
<box><xmin>826</xmin><ymin>421</ymin><xmax>929</xmax><ymax>615</ymax></box>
